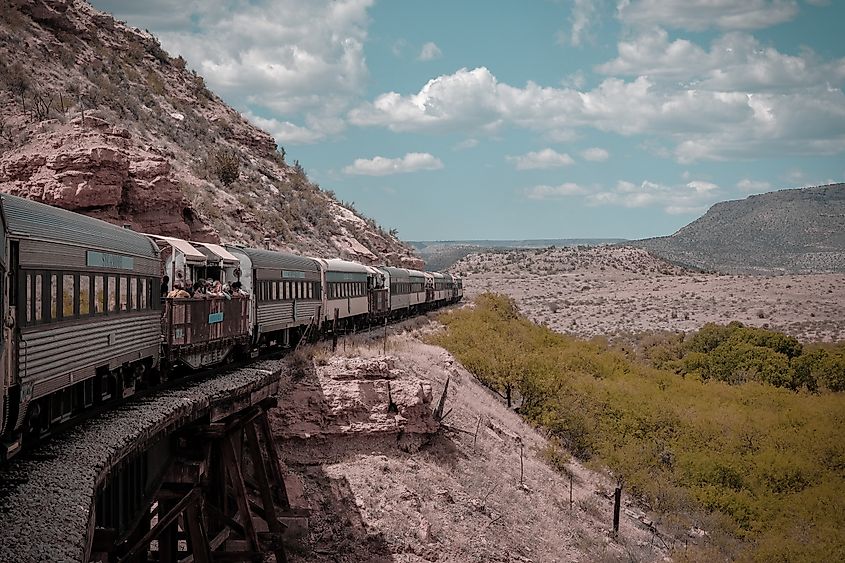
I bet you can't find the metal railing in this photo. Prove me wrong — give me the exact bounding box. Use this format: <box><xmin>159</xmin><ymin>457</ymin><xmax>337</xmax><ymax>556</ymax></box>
<box><xmin>163</xmin><ymin>297</ymin><xmax>249</xmax><ymax>347</ymax></box>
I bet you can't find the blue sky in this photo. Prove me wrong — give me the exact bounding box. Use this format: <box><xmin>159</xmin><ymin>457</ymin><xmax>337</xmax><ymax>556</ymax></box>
<box><xmin>92</xmin><ymin>0</ymin><xmax>845</xmax><ymax>240</ymax></box>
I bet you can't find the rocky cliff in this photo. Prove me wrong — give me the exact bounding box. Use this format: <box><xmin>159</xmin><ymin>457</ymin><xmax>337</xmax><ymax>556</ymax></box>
<box><xmin>632</xmin><ymin>183</ymin><xmax>845</xmax><ymax>274</ymax></box>
<box><xmin>0</xmin><ymin>0</ymin><xmax>423</xmax><ymax>267</ymax></box>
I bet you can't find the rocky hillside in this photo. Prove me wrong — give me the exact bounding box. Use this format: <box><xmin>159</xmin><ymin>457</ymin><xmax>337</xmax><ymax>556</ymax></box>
<box><xmin>0</xmin><ymin>0</ymin><xmax>422</xmax><ymax>267</ymax></box>
<box><xmin>632</xmin><ymin>183</ymin><xmax>845</xmax><ymax>274</ymax></box>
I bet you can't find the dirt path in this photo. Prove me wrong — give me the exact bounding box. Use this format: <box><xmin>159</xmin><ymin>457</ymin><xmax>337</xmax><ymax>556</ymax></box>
<box><xmin>270</xmin><ymin>330</ymin><xmax>669</xmax><ymax>562</ymax></box>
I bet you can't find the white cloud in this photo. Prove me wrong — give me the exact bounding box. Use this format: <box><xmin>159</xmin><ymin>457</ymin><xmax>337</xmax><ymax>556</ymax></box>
<box><xmin>524</xmin><ymin>183</ymin><xmax>589</xmax><ymax>199</ymax></box>
<box><xmin>561</xmin><ymin>0</ymin><xmax>602</xmax><ymax>47</ymax></box>
<box><xmin>737</xmin><ymin>178</ymin><xmax>772</xmax><ymax>192</ymax></box>
<box><xmin>127</xmin><ymin>0</ymin><xmax>374</xmax><ymax>144</ymax></box>
<box><xmin>391</xmin><ymin>39</ymin><xmax>407</xmax><ymax>57</ymax></box>
<box><xmin>453</xmin><ymin>138</ymin><xmax>479</xmax><ymax>150</ymax></box>
<box><xmin>597</xmin><ymin>28</ymin><xmax>845</xmax><ymax>91</ymax></box>
<box><xmin>418</xmin><ymin>42</ymin><xmax>442</xmax><ymax>61</ymax></box>
<box><xmin>350</xmin><ymin>66</ymin><xmax>845</xmax><ymax>161</ymax></box>
<box><xmin>244</xmin><ymin>113</ymin><xmax>324</xmax><ymax>144</ymax></box>
<box><xmin>343</xmin><ymin>152</ymin><xmax>444</xmax><ymax>176</ymax></box>
<box><xmin>616</xmin><ymin>0</ymin><xmax>799</xmax><ymax>31</ymax></box>
<box><xmin>587</xmin><ymin>179</ymin><xmax>721</xmax><ymax>214</ymax></box>
<box><xmin>508</xmin><ymin>148</ymin><xmax>575</xmax><ymax>169</ymax></box>
<box><xmin>581</xmin><ymin>147</ymin><xmax>610</xmax><ymax>161</ymax></box>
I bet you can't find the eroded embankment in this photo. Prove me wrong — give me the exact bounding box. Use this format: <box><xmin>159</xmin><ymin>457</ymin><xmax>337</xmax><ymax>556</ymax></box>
<box><xmin>269</xmin><ymin>336</ymin><xmax>668</xmax><ymax>563</ymax></box>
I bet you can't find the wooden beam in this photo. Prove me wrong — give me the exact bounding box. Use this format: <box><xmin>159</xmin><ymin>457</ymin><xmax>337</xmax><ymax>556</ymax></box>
<box><xmin>221</xmin><ymin>434</ymin><xmax>260</xmax><ymax>551</ymax></box>
<box><xmin>118</xmin><ymin>488</ymin><xmax>200</xmax><ymax>563</ymax></box>
<box><xmin>246</xmin><ymin>421</ymin><xmax>287</xmax><ymax>562</ymax></box>
<box><xmin>258</xmin><ymin>411</ymin><xmax>291</xmax><ymax>510</ymax></box>
<box><xmin>185</xmin><ymin>502</ymin><xmax>211</xmax><ymax>563</ymax></box>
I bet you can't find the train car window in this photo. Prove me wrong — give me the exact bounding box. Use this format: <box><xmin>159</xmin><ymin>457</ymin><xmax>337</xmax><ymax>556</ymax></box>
<box><xmin>34</xmin><ymin>274</ymin><xmax>43</xmax><ymax>322</ymax></box>
<box><xmin>140</xmin><ymin>278</ymin><xmax>148</xmax><ymax>309</ymax></box>
<box><xmin>80</xmin><ymin>275</ymin><xmax>90</xmax><ymax>316</ymax></box>
<box><xmin>94</xmin><ymin>276</ymin><xmax>104</xmax><ymax>313</ymax></box>
<box><xmin>307</xmin><ymin>283</ymin><xmax>312</xmax><ymax>299</ymax></box>
<box><xmin>271</xmin><ymin>281</ymin><xmax>277</xmax><ymax>301</ymax></box>
<box><xmin>107</xmin><ymin>276</ymin><xmax>117</xmax><ymax>313</ymax></box>
<box><xmin>25</xmin><ymin>273</ymin><xmax>32</xmax><ymax>323</ymax></box>
<box><xmin>119</xmin><ymin>277</ymin><xmax>129</xmax><ymax>311</ymax></box>
<box><xmin>50</xmin><ymin>274</ymin><xmax>58</xmax><ymax>320</ymax></box>
<box><xmin>130</xmin><ymin>277</ymin><xmax>138</xmax><ymax>311</ymax></box>
<box><xmin>63</xmin><ymin>274</ymin><xmax>74</xmax><ymax>318</ymax></box>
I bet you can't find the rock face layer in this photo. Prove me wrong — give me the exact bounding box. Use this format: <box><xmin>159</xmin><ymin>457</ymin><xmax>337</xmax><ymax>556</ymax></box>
<box><xmin>633</xmin><ymin>183</ymin><xmax>845</xmax><ymax>274</ymax></box>
<box><xmin>0</xmin><ymin>0</ymin><xmax>422</xmax><ymax>266</ymax></box>
<box><xmin>271</xmin><ymin>355</ymin><xmax>438</xmax><ymax>444</ymax></box>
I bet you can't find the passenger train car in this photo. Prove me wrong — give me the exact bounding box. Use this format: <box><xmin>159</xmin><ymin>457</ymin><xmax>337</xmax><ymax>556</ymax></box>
<box><xmin>0</xmin><ymin>194</ymin><xmax>461</xmax><ymax>460</ymax></box>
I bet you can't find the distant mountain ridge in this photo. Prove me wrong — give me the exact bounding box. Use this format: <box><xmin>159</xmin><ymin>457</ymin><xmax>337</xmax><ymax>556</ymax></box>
<box><xmin>411</xmin><ymin>238</ymin><xmax>626</xmax><ymax>271</ymax></box>
<box><xmin>632</xmin><ymin>184</ymin><xmax>845</xmax><ymax>274</ymax></box>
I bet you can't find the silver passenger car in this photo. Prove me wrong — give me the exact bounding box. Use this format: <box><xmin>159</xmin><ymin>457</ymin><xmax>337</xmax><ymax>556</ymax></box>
<box><xmin>226</xmin><ymin>246</ymin><xmax>322</xmax><ymax>347</ymax></box>
<box><xmin>2</xmin><ymin>194</ymin><xmax>161</xmax><ymax>442</ymax></box>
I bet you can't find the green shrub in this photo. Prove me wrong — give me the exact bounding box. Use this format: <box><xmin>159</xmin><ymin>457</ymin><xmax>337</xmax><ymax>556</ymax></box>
<box><xmin>431</xmin><ymin>293</ymin><xmax>845</xmax><ymax>562</ymax></box>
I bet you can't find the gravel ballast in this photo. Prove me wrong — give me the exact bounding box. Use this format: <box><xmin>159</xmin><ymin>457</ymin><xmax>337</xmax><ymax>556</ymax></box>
<box><xmin>0</xmin><ymin>360</ymin><xmax>283</xmax><ymax>563</ymax></box>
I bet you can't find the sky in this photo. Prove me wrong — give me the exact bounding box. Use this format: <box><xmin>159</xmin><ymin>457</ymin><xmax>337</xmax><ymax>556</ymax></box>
<box><xmin>91</xmin><ymin>0</ymin><xmax>845</xmax><ymax>241</ymax></box>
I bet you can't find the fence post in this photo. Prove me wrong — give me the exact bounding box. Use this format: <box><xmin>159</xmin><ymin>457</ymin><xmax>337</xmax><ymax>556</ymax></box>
<box><xmin>613</xmin><ymin>484</ymin><xmax>622</xmax><ymax>535</ymax></box>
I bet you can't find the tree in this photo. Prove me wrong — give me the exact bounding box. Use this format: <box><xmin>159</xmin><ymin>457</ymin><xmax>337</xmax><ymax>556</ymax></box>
<box><xmin>211</xmin><ymin>148</ymin><xmax>240</xmax><ymax>186</ymax></box>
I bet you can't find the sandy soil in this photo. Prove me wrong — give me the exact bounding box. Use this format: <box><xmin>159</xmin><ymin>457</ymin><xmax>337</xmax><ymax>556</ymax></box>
<box><xmin>452</xmin><ymin>246</ymin><xmax>845</xmax><ymax>342</ymax></box>
<box><xmin>270</xmin><ymin>326</ymin><xmax>672</xmax><ymax>563</ymax></box>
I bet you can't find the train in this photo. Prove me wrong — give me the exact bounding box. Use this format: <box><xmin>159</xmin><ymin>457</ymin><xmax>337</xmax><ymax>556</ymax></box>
<box><xmin>0</xmin><ymin>194</ymin><xmax>462</xmax><ymax>461</ymax></box>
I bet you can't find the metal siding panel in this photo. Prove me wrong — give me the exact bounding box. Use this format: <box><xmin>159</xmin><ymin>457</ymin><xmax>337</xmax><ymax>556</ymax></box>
<box><xmin>255</xmin><ymin>268</ymin><xmax>320</xmax><ymax>282</ymax></box>
<box><xmin>325</xmin><ymin>271</ymin><xmax>367</xmax><ymax>282</ymax></box>
<box><xmin>295</xmin><ymin>301</ymin><xmax>319</xmax><ymax>321</ymax></box>
<box><xmin>20</xmin><ymin>315</ymin><xmax>161</xmax><ymax>395</ymax></box>
<box><xmin>256</xmin><ymin>301</ymin><xmax>294</xmax><ymax>325</ymax></box>
<box><xmin>18</xmin><ymin>240</ymin><xmax>159</xmax><ymax>274</ymax></box>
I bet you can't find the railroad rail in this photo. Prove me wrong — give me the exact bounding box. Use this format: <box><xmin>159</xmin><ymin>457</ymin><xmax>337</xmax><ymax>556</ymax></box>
<box><xmin>0</xmin><ymin>358</ymin><xmax>298</xmax><ymax>562</ymax></box>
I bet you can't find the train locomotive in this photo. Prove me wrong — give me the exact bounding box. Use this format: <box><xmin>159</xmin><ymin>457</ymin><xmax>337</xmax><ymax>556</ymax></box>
<box><xmin>0</xmin><ymin>194</ymin><xmax>462</xmax><ymax>460</ymax></box>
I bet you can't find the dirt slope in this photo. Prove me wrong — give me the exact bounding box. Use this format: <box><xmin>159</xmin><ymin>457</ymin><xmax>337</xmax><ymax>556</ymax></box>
<box><xmin>270</xmin><ymin>326</ymin><xmax>670</xmax><ymax>562</ymax></box>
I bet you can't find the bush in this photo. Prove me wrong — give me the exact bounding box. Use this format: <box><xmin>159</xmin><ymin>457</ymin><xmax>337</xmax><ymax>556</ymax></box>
<box><xmin>431</xmin><ymin>293</ymin><xmax>845</xmax><ymax>562</ymax></box>
<box><xmin>211</xmin><ymin>148</ymin><xmax>240</xmax><ymax>186</ymax></box>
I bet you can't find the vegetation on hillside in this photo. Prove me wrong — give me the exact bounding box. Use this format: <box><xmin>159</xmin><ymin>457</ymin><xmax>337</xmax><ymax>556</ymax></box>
<box><xmin>432</xmin><ymin>294</ymin><xmax>845</xmax><ymax>562</ymax></box>
<box><xmin>631</xmin><ymin>322</ymin><xmax>845</xmax><ymax>392</ymax></box>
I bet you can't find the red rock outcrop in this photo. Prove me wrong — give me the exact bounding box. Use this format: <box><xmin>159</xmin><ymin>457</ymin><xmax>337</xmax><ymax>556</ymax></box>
<box><xmin>271</xmin><ymin>356</ymin><xmax>438</xmax><ymax>442</ymax></box>
<box><xmin>0</xmin><ymin>116</ymin><xmax>215</xmax><ymax>240</ymax></box>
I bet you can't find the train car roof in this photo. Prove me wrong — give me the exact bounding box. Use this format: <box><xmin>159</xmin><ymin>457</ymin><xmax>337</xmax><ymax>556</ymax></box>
<box><xmin>379</xmin><ymin>266</ymin><xmax>409</xmax><ymax>277</ymax></box>
<box><xmin>320</xmin><ymin>258</ymin><xmax>371</xmax><ymax>274</ymax></box>
<box><xmin>226</xmin><ymin>246</ymin><xmax>320</xmax><ymax>272</ymax></box>
<box><xmin>1</xmin><ymin>194</ymin><xmax>159</xmax><ymax>258</ymax></box>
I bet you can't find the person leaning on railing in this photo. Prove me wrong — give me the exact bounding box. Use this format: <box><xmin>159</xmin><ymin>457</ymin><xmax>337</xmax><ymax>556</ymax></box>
<box><xmin>167</xmin><ymin>283</ymin><xmax>191</xmax><ymax>298</ymax></box>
